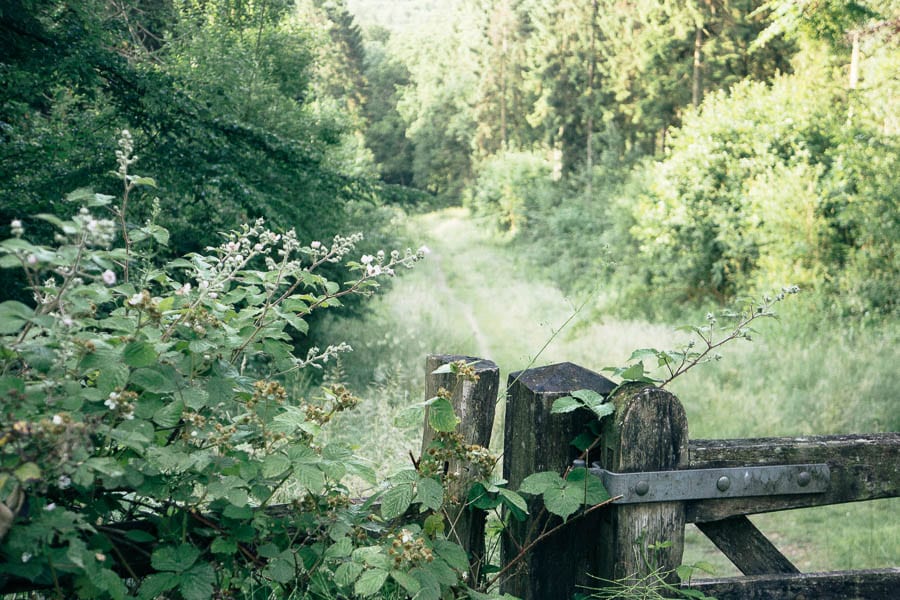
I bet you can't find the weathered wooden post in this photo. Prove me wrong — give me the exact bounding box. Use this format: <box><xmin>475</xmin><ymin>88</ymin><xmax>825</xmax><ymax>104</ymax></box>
<box><xmin>422</xmin><ymin>354</ymin><xmax>499</xmax><ymax>581</ymax></box>
<box><xmin>500</xmin><ymin>362</ymin><xmax>616</xmax><ymax>600</ymax></box>
<box><xmin>595</xmin><ymin>384</ymin><xmax>689</xmax><ymax>584</ymax></box>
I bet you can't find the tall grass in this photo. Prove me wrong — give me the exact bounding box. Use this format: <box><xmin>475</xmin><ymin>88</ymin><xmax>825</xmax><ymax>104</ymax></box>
<box><xmin>318</xmin><ymin>207</ymin><xmax>899</xmax><ymax>573</ymax></box>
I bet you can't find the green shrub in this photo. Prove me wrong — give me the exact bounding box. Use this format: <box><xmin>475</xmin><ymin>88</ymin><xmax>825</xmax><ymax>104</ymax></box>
<box><xmin>624</xmin><ymin>71</ymin><xmax>898</xmax><ymax>315</ymax></box>
<box><xmin>464</xmin><ymin>150</ymin><xmax>555</xmax><ymax>236</ymax></box>
<box><xmin>0</xmin><ymin>134</ymin><xmax>611</xmax><ymax>600</ymax></box>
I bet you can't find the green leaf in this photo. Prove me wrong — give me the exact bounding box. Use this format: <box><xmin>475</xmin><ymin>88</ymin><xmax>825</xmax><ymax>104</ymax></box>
<box><xmin>415</xmin><ymin>476</ymin><xmax>444</xmax><ymax>512</ymax></box>
<box><xmin>130</xmin><ymin>367</ymin><xmax>176</xmax><ymax>393</ymax></box>
<box><xmin>542</xmin><ymin>485</ymin><xmax>582</xmax><ymax>520</ymax></box>
<box><xmin>571</xmin><ymin>432</ymin><xmax>598</xmax><ymax>451</ymax></box>
<box><xmin>565</xmin><ymin>468</ymin><xmax>610</xmax><ymax>505</ymax></box>
<box><xmin>151</xmin><ymin>545</ymin><xmax>199</xmax><ymax>573</ymax></box>
<box><xmin>468</xmin><ymin>482</ymin><xmax>502</xmax><ymax>510</ymax></box>
<box><xmin>390</xmin><ymin>569</ymin><xmax>421</xmax><ymax>595</ymax></box>
<box><xmin>295</xmin><ymin>464</ymin><xmax>325</xmax><ymax>494</ymax></box>
<box><xmin>423</xmin><ymin>513</ymin><xmax>446</xmax><ymax>536</ymax></box>
<box><xmin>138</xmin><ymin>572</ymin><xmax>179</xmax><ymax>600</ymax></box>
<box><xmin>498</xmin><ymin>488</ymin><xmax>529</xmax><ymax>516</ymax></box>
<box><xmin>130</xmin><ymin>176</ymin><xmax>157</xmax><ymax>188</ymax></box>
<box><xmin>123</xmin><ymin>341</ymin><xmax>158</xmax><ymax>368</ymax></box>
<box><xmin>620</xmin><ymin>362</ymin><xmax>647</xmax><ymax>381</ymax></box>
<box><xmin>627</xmin><ymin>348</ymin><xmax>661</xmax><ymax>362</ymax></box>
<box><xmin>334</xmin><ymin>562</ymin><xmax>364</xmax><ymax>587</ymax></box>
<box><xmin>124</xmin><ymin>530</ymin><xmax>155</xmax><ymax>543</ymax></box>
<box><xmin>518</xmin><ymin>471</ymin><xmax>562</xmax><ymax>495</ymax></box>
<box><xmin>354</xmin><ymin>568</ymin><xmax>388</xmax><ymax>597</ymax></box>
<box><xmin>97</xmin><ymin>569</ymin><xmax>127</xmax><ymax>600</ymax></box>
<box><xmin>550</xmin><ymin>396</ymin><xmax>582</xmax><ymax>414</ymax></box>
<box><xmin>210</xmin><ymin>538</ymin><xmax>237</xmax><ymax>555</ymax></box>
<box><xmin>262</xmin><ymin>453</ymin><xmax>291</xmax><ymax>478</ymax></box>
<box><xmin>427</xmin><ymin>397</ymin><xmax>459</xmax><ymax>432</ymax></box>
<box><xmin>352</xmin><ymin>546</ymin><xmax>391</xmax><ymax>570</ymax></box>
<box><xmin>262</xmin><ymin>551</ymin><xmax>297</xmax><ymax>584</ymax></box>
<box><xmin>0</xmin><ymin>301</ymin><xmax>32</xmax><ymax>334</ymax></box>
<box><xmin>324</xmin><ymin>537</ymin><xmax>353</xmax><ymax>559</ymax></box>
<box><xmin>433</xmin><ymin>538</ymin><xmax>469</xmax><ymax>571</ymax></box>
<box><xmin>586</xmin><ymin>401</ymin><xmax>615</xmax><ymax>420</ymax></box>
<box><xmin>13</xmin><ymin>462</ymin><xmax>41</xmax><ymax>483</ymax></box>
<box><xmin>380</xmin><ymin>482</ymin><xmax>415</xmax><ymax>520</ymax></box>
<box><xmin>181</xmin><ymin>386</ymin><xmax>209</xmax><ymax>410</ymax></box>
<box><xmin>180</xmin><ymin>562</ymin><xmax>216</xmax><ymax>600</ymax></box>
<box><xmin>153</xmin><ymin>399</ymin><xmax>184</xmax><ymax>428</ymax></box>
<box><xmin>96</xmin><ymin>363</ymin><xmax>130</xmax><ymax>395</ymax></box>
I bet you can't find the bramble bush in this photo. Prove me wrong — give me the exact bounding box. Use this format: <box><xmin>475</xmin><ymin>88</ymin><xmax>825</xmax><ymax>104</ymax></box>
<box><xmin>0</xmin><ymin>133</ymin><xmax>618</xmax><ymax>600</ymax></box>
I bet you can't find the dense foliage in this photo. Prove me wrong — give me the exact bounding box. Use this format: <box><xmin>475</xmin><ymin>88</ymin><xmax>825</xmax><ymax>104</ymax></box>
<box><xmin>349</xmin><ymin>0</ymin><xmax>897</xmax><ymax>316</ymax></box>
<box><xmin>0</xmin><ymin>0</ymin><xmax>387</xmax><ymax>258</ymax></box>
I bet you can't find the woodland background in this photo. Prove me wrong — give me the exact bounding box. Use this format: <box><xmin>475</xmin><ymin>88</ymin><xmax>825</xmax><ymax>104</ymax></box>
<box><xmin>1</xmin><ymin>0</ymin><xmax>898</xmax><ymax>582</ymax></box>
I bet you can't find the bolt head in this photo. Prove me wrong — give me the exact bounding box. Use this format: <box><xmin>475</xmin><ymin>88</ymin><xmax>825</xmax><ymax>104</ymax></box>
<box><xmin>635</xmin><ymin>480</ymin><xmax>650</xmax><ymax>496</ymax></box>
<box><xmin>797</xmin><ymin>471</ymin><xmax>812</xmax><ymax>487</ymax></box>
<box><xmin>716</xmin><ymin>476</ymin><xmax>731</xmax><ymax>492</ymax></box>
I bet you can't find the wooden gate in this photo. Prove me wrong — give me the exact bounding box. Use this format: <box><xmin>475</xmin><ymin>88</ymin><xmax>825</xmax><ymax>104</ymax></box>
<box><xmin>426</xmin><ymin>356</ymin><xmax>900</xmax><ymax>600</ymax></box>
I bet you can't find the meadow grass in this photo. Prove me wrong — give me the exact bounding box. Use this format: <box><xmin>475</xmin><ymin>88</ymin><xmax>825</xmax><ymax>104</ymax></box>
<box><xmin>320</xmin><ymin>207</ymin><xmax>899</xmax><ymax>575</ymax></box>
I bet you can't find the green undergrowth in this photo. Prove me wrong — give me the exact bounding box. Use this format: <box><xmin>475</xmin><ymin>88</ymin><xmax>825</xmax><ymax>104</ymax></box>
<box><xmin>322</xmin><ymin>206</ymin><xmax>900</xmax><ymax>577</ymax></box>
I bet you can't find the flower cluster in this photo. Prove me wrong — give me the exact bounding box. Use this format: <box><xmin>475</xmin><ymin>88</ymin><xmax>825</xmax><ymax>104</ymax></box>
<box><xmin>358</xmin><ymin>246</ymin><xmax>429</xmax><ymax>278</ymax></box>
<box><xmin>419</xmin><ymin>430</ymin><xmax>497</xmax><ymax>485</ymax></box>
<box><xmin>104</xmin><ymin>390</ymin><xmax>137</xmax><ymax>420</ymax></box>
<box><xmin>73</xmin><ymin>207</ymin><xmax>117</xmax><ymax>247</ymax></box>
<box><xmin>388</xmin><ymin>529</ymin><xmax>434</xmax><ymax>568</ymax></box>
<box><xmin>115</xmin><ymin>129</ymin><xmax>137</xmax><ymax>178</ymax></box>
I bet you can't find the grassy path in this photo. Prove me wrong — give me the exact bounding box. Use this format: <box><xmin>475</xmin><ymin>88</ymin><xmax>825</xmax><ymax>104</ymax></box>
<box><xmin>324</xmin><ymin>207</ymin><xmax>899</xmax><ymax>578</ymax></box>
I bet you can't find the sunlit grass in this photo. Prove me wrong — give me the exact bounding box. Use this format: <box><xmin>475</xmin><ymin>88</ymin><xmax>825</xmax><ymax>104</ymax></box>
<box><xmin>320</xmin><ymin>207</ymin><xmax>899</xmax><ymax>573</ymax></box>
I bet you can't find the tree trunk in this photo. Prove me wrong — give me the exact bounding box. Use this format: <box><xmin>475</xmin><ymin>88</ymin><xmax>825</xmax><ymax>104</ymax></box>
<box><xmin>692</xmin><ymin>26</ymin><xmax>703</xmax><ymax>107</ymax></box>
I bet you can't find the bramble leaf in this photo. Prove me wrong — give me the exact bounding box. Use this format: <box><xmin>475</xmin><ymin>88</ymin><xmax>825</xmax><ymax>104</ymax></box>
<box><xmin>428</xmin><ymin>397</ymin><xmax>459</xmax><ymax>432</ymax></box>
<box><xmin>381</xmin><ymin>482</ymin><xmax>414</xmax><ymax>519</ymax></box>
<box><xmin>354</xmin><ymin>568</ymin><xmax>389</xmax><ymax>597</ymax></box>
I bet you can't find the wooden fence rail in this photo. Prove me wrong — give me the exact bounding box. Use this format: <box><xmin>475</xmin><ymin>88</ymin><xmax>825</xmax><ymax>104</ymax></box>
<box><xmin>445</xmin><ymin>356</ymin><xmax>900</xmax><ymax>600</ymax></box>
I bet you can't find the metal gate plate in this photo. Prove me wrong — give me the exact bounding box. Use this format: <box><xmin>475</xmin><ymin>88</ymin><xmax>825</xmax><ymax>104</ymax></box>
<box><xmin>587</xmin><ymin>463</ymin><xmax>830</xmax><ymax>504</ymax></box>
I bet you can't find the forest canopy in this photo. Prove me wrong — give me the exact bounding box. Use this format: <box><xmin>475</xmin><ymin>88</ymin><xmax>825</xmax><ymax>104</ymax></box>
<box><xmin>2</xmin><ymin>0</ymin><xmax>898</xmax><ymax>315</ymax></box>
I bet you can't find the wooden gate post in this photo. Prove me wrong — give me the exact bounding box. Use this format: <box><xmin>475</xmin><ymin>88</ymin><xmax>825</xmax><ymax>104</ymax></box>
<box><xmin>422</xmin><ymin>354</ymin><xmax>499</xmax><ymax>581</ymax></box>
<box><xmin>596</xmin><ymin>384</ymin><xmax>689</xmax><ymax>585</ymax></box>
<box><xmin>500</xmin><ymin>362</ymin><xmax>616</xmax><ymax>600</ymax></box>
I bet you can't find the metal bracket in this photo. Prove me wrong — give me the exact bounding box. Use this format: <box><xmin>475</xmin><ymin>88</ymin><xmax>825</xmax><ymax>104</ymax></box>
<box><xmin>583</xmin><ymin>463</ymin><xmax>830</xmax><ymax>504</ymax></box>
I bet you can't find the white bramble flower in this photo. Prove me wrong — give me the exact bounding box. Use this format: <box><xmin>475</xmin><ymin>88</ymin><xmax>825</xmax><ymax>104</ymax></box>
<box><xmin>418</xmin><ymin>245</ymin><xmax>431</xmax><ymax>255</ymax></box>
<box><xmin>58</xmin><ymin>475</ymin><xmax>72</xmax><ymax>489</ymax></box>
<box><xmin>101</xmin><ymin>269</ymin><xmax>117</xmax><ymax>285</ymax></box>
<box><xmin>128</xmin><ymin>293</ymin><xmax>144</xmax><ymax>306</ymax></box>
<box><xmin>52</xmin><ymin>414</ymin><xmax>64</xmax><ymax>425</ymax></box>
<box><xmin>105</xmin><ymin>392</ymin><xmax>120</xmax><ymax>410</ymax></box>
<box><xmin>400</xmin><ymin>530</ymin><xmax>414</xmax><ymax>544</ymax></box>
<box><xmin>310</xmin><ymin>240</ymin><xmax>321</xmax><ymax>249</ymax></box>
<box><xmin>10</xmin><ymin>219</ymin><xmax>23</xmax><ymax>236</ymax></box>
<box><xmin>44</xmin><ymin>503</ymin><xmax>56</xmax><ymax>511</ymax></box>
<box><xmin>26</xmin><ymin>254</ymin><xmax>38</xmax><ymax>265</ymax></box>
<box><xmin>360</xmin><ymin>254</ymin><xmax>374</xmax><ymax>265</ymax></box>
<box><xmin>21</xmin><ymin>553</ymin><xmax>32</xmax><ymax>563</ymax></box>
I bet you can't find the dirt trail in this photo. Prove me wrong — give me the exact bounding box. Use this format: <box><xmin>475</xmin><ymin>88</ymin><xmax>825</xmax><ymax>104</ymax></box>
<box><xmin>426</xmin><ymin>248</ymin><xmax>493</xmax><ymax>360</ymax></box>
